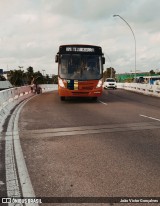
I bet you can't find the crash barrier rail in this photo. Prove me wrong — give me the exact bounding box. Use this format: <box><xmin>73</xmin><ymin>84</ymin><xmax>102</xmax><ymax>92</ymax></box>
<box><xmin>0</xmin><ymin>86</ymin><xmax>32</xmax><ymax>131</ymax></box>
<box><xmin>39</xmin><ymin>84</ymin><xmax>58</xmax><ymax>92</ymax></box>
<box><xmin>117</xmin><ymin>83</ymin><xmax>160</xmax><ymax>97</ymax></box>
<box><xmin>0</xmin><ymin>84</ymin><xmax>58</xmax><ymax>131</ymax></box>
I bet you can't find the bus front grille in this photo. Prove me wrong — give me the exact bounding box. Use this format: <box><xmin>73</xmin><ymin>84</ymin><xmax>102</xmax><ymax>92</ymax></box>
<box><xmin>80</xmin><ymin>86</ymin><xmax>93</xmax><ymax>90</ymax></box>
<box><xmin>72</xmin><ymin>92</ymin><xmax>89</xmax><ymax>95</ymax></box>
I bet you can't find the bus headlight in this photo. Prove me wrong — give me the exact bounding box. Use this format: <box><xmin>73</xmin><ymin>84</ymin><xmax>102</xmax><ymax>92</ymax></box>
<box><xmin>58</xmin><ymin>78</ymin><xmax>65</xmax><ymax>88</ymax></box>
<box><xmin>96</xmin><ymin>79</ymin><xmax>103</xmax><ymax>88</ymax></box>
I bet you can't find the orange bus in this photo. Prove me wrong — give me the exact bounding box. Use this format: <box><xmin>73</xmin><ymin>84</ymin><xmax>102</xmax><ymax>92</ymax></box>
<box><xmin>55</xmin><ymin>44</ymin><xmax>105</xmax><ymax>101</ymax></box>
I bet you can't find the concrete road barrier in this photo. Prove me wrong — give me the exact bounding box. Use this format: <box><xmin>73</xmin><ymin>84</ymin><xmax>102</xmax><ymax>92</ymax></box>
<box><xmin>39</xmin><ymin>84</ymin><xmax>58</xmax><ymax>92</ymax></box>
<box><xmin>0</xmin><ymin>86</ymin><xmax>32</xmax><ymax>132</ymax></box>
<box><xmin>117</xmin><ymin>83</ymin><xmax>160</xmax><ymax>97</ymax></box>
<box><xmin>0</xmin><ymin>84</ymin><xmax>58</xmax><ymax>132</ymax></box>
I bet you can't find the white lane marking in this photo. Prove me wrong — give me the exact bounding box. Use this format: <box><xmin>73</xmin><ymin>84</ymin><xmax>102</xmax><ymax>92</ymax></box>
<box><xmin>5</xmin><ymin>96</ymin><xmax>38</xmax><ymax>206</ymax></box>
<box><xmin>5</xmin><ymin>107</ymin><xmax>21</xmax><ymax>204</ymax></box>
<box><xmin>140</xmin><ymin>114</ymin><xmax>160</xmax><ymax>122</ymax></box>
<box><xmin>98</xmin><ymin>100</ymin><xmax>108</xmax><ymax>105</ymax></box>
<box><xmin>13</xmin><ymin>100</ymin><xmax>38</xmax><ymax>201</ymax></box>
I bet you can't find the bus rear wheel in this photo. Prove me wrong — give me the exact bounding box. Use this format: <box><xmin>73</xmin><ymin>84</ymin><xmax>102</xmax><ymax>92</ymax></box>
<box><xmin>60</xmin><ymin>96</ymin><xmax>65</xmax><ymax>101</ymax></box>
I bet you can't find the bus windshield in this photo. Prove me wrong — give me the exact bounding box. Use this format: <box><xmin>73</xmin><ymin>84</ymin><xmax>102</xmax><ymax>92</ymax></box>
<box><xmin>59</xmin><ymin>54</ymin><xmax>102</xmax><ymax>80</ymax></box>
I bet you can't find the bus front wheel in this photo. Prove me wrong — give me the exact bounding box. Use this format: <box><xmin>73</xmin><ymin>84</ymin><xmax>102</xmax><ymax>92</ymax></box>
<box><xmin>60</xmin><ymin>96</ymin><xmax>65</xmax><ymax>101</ymax></box>
<box><xmin>92</xmin><ymin>97</ymin><xmax>97</xmax><ymax>101</ymax></box>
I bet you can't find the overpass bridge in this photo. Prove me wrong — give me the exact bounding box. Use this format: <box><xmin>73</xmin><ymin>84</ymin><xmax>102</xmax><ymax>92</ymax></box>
<box><xmin>0</xmin><ymin>84</ymin><xmax>160</xmax><ymax>206</ymax></box>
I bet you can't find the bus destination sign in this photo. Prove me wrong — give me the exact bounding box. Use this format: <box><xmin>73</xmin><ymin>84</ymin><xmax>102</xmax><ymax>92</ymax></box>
<box><xmin>66</xmin><ymin>47</ymin><xmax>95</xmax><ymax>52</ymax></box>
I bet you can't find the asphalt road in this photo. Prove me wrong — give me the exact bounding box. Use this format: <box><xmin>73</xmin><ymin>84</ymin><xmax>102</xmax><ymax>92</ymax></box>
<box><xmin>9</xmin><ymin>89</ymin><xmax>160</xmax><ymax>205</ymax></box>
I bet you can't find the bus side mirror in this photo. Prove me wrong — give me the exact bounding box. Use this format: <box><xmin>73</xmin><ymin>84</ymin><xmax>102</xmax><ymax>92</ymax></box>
<box><xmin>55</xmin><ymin>55</ymin><xmax>59</xmax><ymax>63</ymax></box>
<box><xmin>102</xmin><ymin>57</ymin><xmax>105</xmax><ymax>64</ymax></box>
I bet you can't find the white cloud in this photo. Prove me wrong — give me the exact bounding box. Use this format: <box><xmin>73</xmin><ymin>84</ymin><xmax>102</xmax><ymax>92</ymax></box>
<box><xmin>0</xmin><ymin>0</ymin><xmax>160</xmax><ymax>74</ymax></box>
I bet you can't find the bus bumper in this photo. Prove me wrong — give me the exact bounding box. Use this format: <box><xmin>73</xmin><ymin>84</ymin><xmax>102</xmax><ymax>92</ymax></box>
<box><xmin>58</xmin><ymin>86</ymin><xmax>102</xmax><ymax>97</ymax></box>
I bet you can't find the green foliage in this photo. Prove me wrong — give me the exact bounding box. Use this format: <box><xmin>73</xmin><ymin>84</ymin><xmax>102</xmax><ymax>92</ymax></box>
<box><xmin>52</xmin><ymin>75</ymin><xmax>58</xmax><ymax>84</ymax></box>
<box><xmin>9</xmin><ymin>70</ymin><xmax>26</xmax><ymax>86</ymax></box>
<box><xmin>33</xmin><ymin>71</ymin><xmax>44</xmax><ymax>84</ymax></box>
<box><xmin>26</xmin><ymin>66</ymin><xmax>34</xmax><ymax>84</ymax></box>
<box><xmin>149</xmin><ymin>70</ymin><xmax>155</xmax><ymax>75</ymax></box>
<box><xmin>27</xmin><ymin>66</ymin><xmax>34</xmax><ymax>74</ymax></box>
<box><xmin>124</xmin><ymin>78</ymin><xmax>133</xmax><ymax>83</ymax></box>
<box><xmin>7</xmin><ymin>67</ymin><xmax>55</xmax><ymax>86</ymax></box>
<box><xmin>149</xmin><ymin>69</ymin><xmax>160</xmax><ymax>75</ymax></box>
<box><xmin>103</xmin><ymin>67</ymin><xmax>116</xmax><ymax>81</ymax></box>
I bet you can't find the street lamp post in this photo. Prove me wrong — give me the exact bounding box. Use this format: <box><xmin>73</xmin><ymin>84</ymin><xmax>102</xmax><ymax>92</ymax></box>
<box><xmin>42</xmin><ymin>70</ymin><xmax>45</xmax><ymax>76</ymax></box>
<box><xmin>42</xmin><ymin>70</ymin><xmax>46</xmax><ymax>84</ymax></box>
<box><xmin>113</xmin><ymin>15</ymin><xmax>137</xmax><ymax>80</ymax></box>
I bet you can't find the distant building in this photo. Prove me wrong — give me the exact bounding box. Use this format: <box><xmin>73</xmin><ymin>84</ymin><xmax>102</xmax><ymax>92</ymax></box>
<box><xmin>116</xmin><ymin>71</ymin><xmax>150</xmax><ymax>82</ymax></box>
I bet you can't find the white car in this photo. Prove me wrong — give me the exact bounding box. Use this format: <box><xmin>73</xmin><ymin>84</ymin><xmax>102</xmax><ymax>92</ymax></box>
<box><xmin>103</xmin><ymin>78</ymin><xmax>117</xmax><ymax>89</ymax></box>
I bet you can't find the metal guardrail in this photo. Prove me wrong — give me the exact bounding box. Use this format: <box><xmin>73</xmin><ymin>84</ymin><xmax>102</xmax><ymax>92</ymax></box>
<box><xmin>117</xmin><ymin>83</ymin><xmax>160</xmax><ymax>97</ymax></box>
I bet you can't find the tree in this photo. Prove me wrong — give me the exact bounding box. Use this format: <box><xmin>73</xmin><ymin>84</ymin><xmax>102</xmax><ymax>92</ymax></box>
<box><xmin>149</xmin><ymin>70</ymin><xmax>155</xmax><ymax>75</ymax></box>
<box><xmin>33</xmin><ymin>71</ymin><xmax>44</xmax><ymax>84</ymax></box>
<box><xmin>45</xmin><ymin>74</ymin><xmax>51</xmax><ymax>84</ymax></box>
<box><xmin>52</xmin><ymin>75</ymin><xmax>58</xmax><ymax>84</ymax></box>
<box><xmin>27</xmin><ymin>66</ymin><xmax>34</xmax><ymax>74</ymax></box>
<box><xmin>9</xmin><ymin>70</ymin><xmax>25</xmax><ymax>86</ymax></box>
<box><xmin>26</xmin><ymin>66</ymin><xmax>34</xmax><ymax>84</ymax></box>
<box><xmin>8</xmin><ymin>66</ymin><xmax>54</xmax><ymax>86</ymax></box>
<box><xmin>103</xmin><ymin>67</ymin><xmax>116</xmax><ymax>81</ymax></box>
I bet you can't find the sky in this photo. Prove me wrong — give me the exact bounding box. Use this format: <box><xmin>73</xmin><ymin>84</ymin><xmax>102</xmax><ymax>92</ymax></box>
<box><xmin>0</xmin><ymin>0</ymin><xmax>160</xmax><ymax>75</ymax></box>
